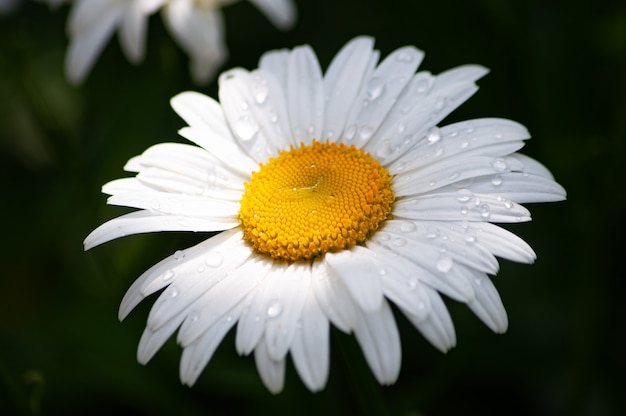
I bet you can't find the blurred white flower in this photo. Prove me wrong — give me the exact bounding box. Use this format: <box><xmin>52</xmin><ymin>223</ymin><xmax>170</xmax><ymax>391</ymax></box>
<box><xmin>60</xmin><ymin>0</ymin><xmax>296</xmax><ymax>84</ymax></box>
<box><xmin>85</xmin><ymin>36</ymin><xmax>566</xmax><ymax>392</ymax></box>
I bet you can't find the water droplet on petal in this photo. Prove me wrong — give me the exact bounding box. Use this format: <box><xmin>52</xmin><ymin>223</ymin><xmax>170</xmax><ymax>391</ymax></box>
<box><xmin>436</xmin><ymin>256</ymin><xmax>453</xmax><ymax>273</ymax></box>
<box><xmin>344</xmin><ymin>124</ymin><xmax>357</xmax><ymax>140</ymax></box>
<box><xmin>392</xmin><ymin>237</ymin><xmax>407</xmax><ymax>246</ymax></box>
<box><xmin>173</xmin><ymin>250</ymin><xmax>185</xmax><ymax>261</ymax></box>
<box><xmin>267</xmin><ymin>301</ymin><xmax>283</xmax><ymax>318</ymax></box>
<box><xmin>479</xmin><ymin>204</ymin><xmax>491</xmax><ymax>219</ymax></box>
<box><xmin>169</xmin><ymin>286</ymin><xmax>179</xmax><ymax>298</ymax></box>
<box><xmin>359</xmin><ymin>125</ymin><xmax>375</xmax><ymax>140</ymax></box>
<box><xmin>492</xmin><ymin>158</ymin><xmax>508</xmax><ymax>172</ymax></box>
<box><xmin>400</xmin><ymin>221</ymin><xmax>417</xmax><ymax>232</ymax></box>
<box><xmin>366</xmin><ymin>76</ymin><xmax>385</xmax><ymax>101</ymax></box>
<box><xmin>162</xmin><ymin>269</ymin><xmax>175</xmax><ymax>281</ymax></box>
<box><xmin>426</xmin><ymin>226</ymin><xmax>440</xmax><ymax>239</ymax></box>
<box><xmin>204</xmin><ymin>252</ymin><xmax>223</xmax><ymax>267</ymax></box>
<box><xmin>426</xmin><ymin>127</ymin><xmax>441</xmax><ymax>144</ymax></box>
<box><xmin>491</xmin><ymin>174</ymin><xmax>503</xmax><ymax>186</ymax></box>
<box><xmin>504</xmin><ymin>200</ymin><xmax>513</xmax><ymax>209</ymax></box>
<box><xmin>408</xmin><ymin>277</ymin><xmax>418</xmax><ymax>290</ymax></box>
<box><xmin>460</xmin><ymin>206</ymin><xmax>469</xmax><ymax>215</ymax></box>
<box><xmin>234</xmin><ymin>116</ymin><xmax>259</xmax><ymax>142</ymax></box>
<box><xmin>189</xmin><ymin>310</ymin><xmax>200</xmax><ymax>323</ymax></box>
<box><xmin>456</xmin><ymin>188</ymin><xmax>473</xmax><ymax>203</ymax></box>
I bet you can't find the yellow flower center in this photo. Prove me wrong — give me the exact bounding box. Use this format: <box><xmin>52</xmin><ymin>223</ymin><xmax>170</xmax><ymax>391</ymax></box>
<box><xmin>239</xmin><ymin>140</ymin><xmax>394</xmax><ymax>261</ymax></box>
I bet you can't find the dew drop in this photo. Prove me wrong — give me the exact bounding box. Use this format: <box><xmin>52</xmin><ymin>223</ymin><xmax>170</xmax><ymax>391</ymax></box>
<box><xmin>426</xmin><ymin>127</ymin><xmax>442</xmax><ymax>144</ymax></box>
<box><xmin>204</xmin><ymin>252</ymin><xmax>224</xmax><ymax>267</ymax></box>
<box><xmin>460</xmin><ymin>139</ymin><xmax>470</xmax><ymax>149</ymax></box>
<box><xmin>456</xmin><ymin>188</ymin><xmax>473</xmax><ymax>203</ymax></box>
<box><xmin>408</xmin><ymin>277</ymin><xmax>418</xmax><ymax>290</ymax></box>
<box><xmin>150</xmin><ymin>199</ymin><xmax>161</xmax><ymax>211</ymax></box>
<box><xmin>491</xmin><ymin>174</ymin><xmax>503</xmax><ymax>186</ymax></box>
<box><xmin>234</xmin><ymin>116</ymin><xmax>259</xmax><ymax>142</ymax></box>
<box><xmin>400</xmin><ymin>221</ymin><xmax>417</xmax><ymax>232</ymax></box>
<box><xmin>240</xmin><ymin>101</ymin><xmax>249</xmax><ymax>110</ymax></box>
<box><xmin>436</xmin><ymin>256</ymin><xmax>453</xmax><ymax>273</ymax></box>
<box><xmin>392</xmin><ymin>237</ymin><xmax>407</xmax><ymax>246</ymax></box>
<box><xmin>460</xmin><ymin>206</ymin><xmax>469</xmax><ymax>215</ymax></box>
<box><xmin>504</xmin><ymin>200</ymin><xmax>513</xmax><ymax>209</ymax></box>
<box><xmin>253</xmin><ymin>82</ymin><xmax>269</xmax><ymax>104</ymax></box>
<box><xmin>492</xmin><ymin>158</ymin><xmax>508</xmax><ymax>172</ymax></box>
<box><xmin>359</xmin><ymin>125</ymin><xmax>375</xmax><ymax>140</ymax></box>
<box><xmin>344</xmin><ymin>124</ymin><xmax>357</xmax><ymax>140</ymax></box>
<box><xmin>188</xmin><ymin>311</ymin><xmax>200</xmax><ymax>323</ymax></box>
<box><xmin>397</xmin><ymin>123</ymin><xmax>406</xmax><ymax>134</ymax></box>
<box><xmin>465</xmin><ymin>235</ymin><xmax>477</xmax><ymax>244</ymax></box>
<box><xmin>169</xmin><ymin>286</ymin><xmax>179</xmax><ymax>298</ymax></box>
<box><xmin>173</xmin><ymin>250</ymin><xmax>185</xmax><ymax>261</ymax></box>
<box><xmin>479</xmin><ymin>204</ymin><xmax>491</xmax><ymax>219</ymax></box>
<box><xmin>378</xmin><ymin>267</ymin><xmax>388</xmax><ymax>276</ymax></box>
<box><xmin>197</xmin><ymin>265</ymin><xmax>206</xmax><ymax>273</ymax></box>
<box><xmin>426</xmin><ymin>226</ymin><xmax>440</xmax><ymax>239</ymax></box>
<box><xmin>415</xmin><ymin>77</ymin><xmax>432</xmax><ymax>94</ymax></box>
<box><xmin>162</xmin><ymin>269</ymin><xmax>175</xmax><ymax>281</ymax></box>
<box><xmin>366</xmin><ymin>76</ymin><xmax>385</xmax><ymax>101</ymax></box>
<box><xmin>267</xmin><ymin>301</ymin><xmax>283</xmax><ymax>318</ymax></box>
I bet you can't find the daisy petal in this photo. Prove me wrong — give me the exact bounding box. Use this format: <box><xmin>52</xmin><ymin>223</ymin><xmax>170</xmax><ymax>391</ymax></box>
<box><xmin>290</xmin><ymin>291</ymin><xmax>330</xmax><ymax>392</ymax></box>
<box><xmin>402</xmin><ymin>285</ymin><xmax>456</xmax><ymax>352</ymax></box>
<box><xmin>325</xmin><ymin>246</ymin><xmax>384</xmax><ymax>312</ymax></box>
<box><xmin>84</xmin><ymin>210</ymin><xmax>238</xmax><ymax>250</ymax></box>
<box><xmin>322</xmin><ymin>36</ymin><xmax>376</xmax><ymax>141</ymax></box>
<box><xmin>286</xmin><ymin>45</ymin><xmax>324</xmax><ymax>145</ymax></box>
<box><xmin>248</xmin><ymin>0</ymin><xmax>297</xmax><ymax>30</ymax></box>
<box><xmin>254</xmin><ymin>336</ymin><xmax>286</xmax><ymax>394</ymax></box>
<box><xmin>345</xmin><ymin>45</ymin><xmax>424</xmax><ymax>148</ymax></box>
<box><xmin>353</xmin><ymin>300</ymin><xmax>401</xmax><ymax>384</ymax></box>
<box><xmin>311</xmin><ymin>260</ymin><xmax>358</xmax><ymax>333</ymax></box>
<box><xmin>466</xmin><ymin>273</ymin><xmax>508</xmax><ymax>333</ymax></box>
<box><xmin>471</xmin><ymin>223</ymin><xmax>536</xmax><ymax>264</ymax></box>
<box><xmin>179</xmin><ymin>303</ymin><xmax>242</xmax><ymax>386</ymax></box>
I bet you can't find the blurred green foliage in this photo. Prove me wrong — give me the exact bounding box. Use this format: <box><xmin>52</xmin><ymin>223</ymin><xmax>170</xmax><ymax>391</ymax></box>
<box><xmin>1</xmin><ymin>0</ymin><xmax>624</xmax><ymax>415</ymax></box>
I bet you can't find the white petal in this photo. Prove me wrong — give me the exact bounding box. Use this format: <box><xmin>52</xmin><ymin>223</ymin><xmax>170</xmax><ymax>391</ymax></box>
<box><xmin>119</xmin><ymin>1</ymin><xmax>150</xmax><ymax>63</ymax></box>
<box><xmin>389</xmin><ymin>118</ymin><xmax>529</xmax><ymax>173</ymax></box>
<box><xmin>117</xmin><ymin>228</ymin><xmax>243</xmax><ymax>320</ymax></box>
<box><xmin>263</xmin><ymin>263</ymin><xmax>310</xmax><ymax>360</ymax></box>
<box><xmin>289</xmin><ymin>290</ymin><xmax>330</xmax><ymax>392</ymax></box>
<box><xmin>146</xmin><ymin>237</ymin><xmax>253</xmax><ymax>334</ymax></box>
<box><xmin>254</xmin><ymin>336</ymin><xmax>285</xmax><ymax>394</ymax></box>
<box><xmin>218</xmin><ymin>68</ymin><xmax>291</xmax><ymax>162</ymax></box>
<box><xmin>322</xmin><ymin>36</ymin><xmax>376</xmax><ymax>141</ymax></box>
<box><xmin>259</xmin><ymin>48</ymin><xmax>289</xmax><ymax>88</ymax></box>
<box><xmin>235</xmin><ymin>262</ymin><xmax>288</xmax><ymax>355</ymax></box>
<box><xmin>401</xmin><ymin>285</ymin><xmax>456</xmax><ymax>352</ymax></box>
<box><xmin>378</xmin><ymin>259</ymin><xmax>432</xmax><ymax>322</ymax></box>
<box><xmin>466</xmin><ymin>273</ymin><xmax>508</xmax><ymax>333</ymax></box>
<box><xmin>345</xmin><ymin>45</ymin><xmax>424</xmax><ymax>148</ymax></box>
<box><xmin>353</xmin><ymin>300</ymin><xmax>401</xmax><ymax>384</ymax></box>
<box><xmin>393</xmin><ymin>192</ymin><xmax>532</xmax><ymax>223</ymax></box>
<box><xmin>463</xmin><ymin>171</ymin><xmax>566</xmax><ymax>203</ymax></box>
<box><xmin>286</xmin><ymin>45</ymin><xmax>324</xmax><ymax>145</ymax></box>
<box><xmin>367</xmin><ymin>236</ymin><xmax>474</xmax><ymax>302</ymax></box>
<box><xmin>65</xmin><ymin>3</ymin><xmax>124</xmax><ymax>84</ymax></box>
<box><xmin>310</xmin><ymin>260</ymin><xmax>357</xmax><ymax>333</ymax></box>
<box><xmin>137</xmin><ymin>315</ymin><xmax>182</xmax><ymax>364</ymax></box>
<box><xmin>365</xmin><ymin>65</ymin><xmax>488</xmax><ymax>164</ymax></box>
<box><xmin>106</xmin><ymin>191</ymin><xmax>238</xmax><ymax>218</ymax></box>
<box><xmin>248</xmin><ymin>0</ymin><xmax>297</xmax><ymax>30</ymax></box>
<box><xmin>84</xmin><ymin>210</ymin><xmax>238</xmax><ymax>249</ymax></box>
<box><xmin>325</xmin><ymin>246</ymin><xmax>384</xmax><ymax>312</ymax></box>
<box><xmin>471</xmin><ymin>223</ymin><xmax>536</xmax><ymax>264</ymax></box>
<box><xmin>170</xmin><ymin>91</ymin><xmax>230</xmax><ymax>138</ymax></box>
<box><xmin>179</xmin><ymin>303</ymin><xmax>241</xmax><ymax>386</ymax></box>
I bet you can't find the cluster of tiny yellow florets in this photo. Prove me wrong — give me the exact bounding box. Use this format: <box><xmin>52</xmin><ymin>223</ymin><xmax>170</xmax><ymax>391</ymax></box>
<box><xmin>239</xmin><ymin>140</ymin><xmax>394</xmax><ymax>261</ymax></box>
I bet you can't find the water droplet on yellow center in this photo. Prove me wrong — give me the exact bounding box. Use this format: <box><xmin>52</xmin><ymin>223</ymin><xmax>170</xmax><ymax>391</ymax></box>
<box><xmin>239</xmin><ymin>140</ymin><xmax>394</xmax><ymax>261</ymax></box>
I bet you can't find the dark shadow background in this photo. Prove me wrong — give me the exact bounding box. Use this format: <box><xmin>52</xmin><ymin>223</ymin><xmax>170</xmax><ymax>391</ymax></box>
<box><xmin>1</xmin><ymin>0</ymin><xmax>624</xmax><ymax>415</ymax></box>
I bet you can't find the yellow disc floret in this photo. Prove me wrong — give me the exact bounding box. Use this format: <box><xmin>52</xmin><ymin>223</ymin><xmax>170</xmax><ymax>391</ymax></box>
<box><xmin>239</xmin><ymin>140</ymin><xmax>394</xmax><ymax>261</ymax></box>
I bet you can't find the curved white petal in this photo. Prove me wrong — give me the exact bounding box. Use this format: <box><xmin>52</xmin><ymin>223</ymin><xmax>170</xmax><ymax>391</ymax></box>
<box><xmin>254</xmin><ymin>336</ymin><xmax>285</xmax><ymax>394</ymax></box>
<box><xmin>310</xmin><ymin>260</ymin><xmax>358</xmax><ymax>333</ymax></box>
<box><xmin>289</xmin><ymin>290</ymin><xmax>330</xmax><ymax>392</ymax></box>
<box><xmin>353</xmin><ymin>300</ymin><xmax>401</xmax><ymax>384</ymax></box>
<box><xmin>286</xmin><ymin>45</ymin><xmax>324</xmax><ymax>145</ymax></box>
<box><xmin>322</xmin><ymin>36</ymin><xmax>376</xmax><ymax>141</ymax></box>
<box><xmin>466</xmin><ymin>273</ymin><xmax>508</xmax><ymax>333</ymax></box>
<box><xmin>179</xmin><ymin>303</ymin><xmax>241</xmax><ymax>386</ymax></box>
<box><xmin>325</xmin><ymin>246</ymin><xmax>384</xmax><ymax>312</ymax></box>
<box><xmin>248</xmin><ymin>0</ymin><xmax>297</xmax><ymax>30</ymax></box>
<box><xmin>344</xmin><ymin>45</ymin><xmax>424</xmax><ymax>148</ymax></box>
<box><xmin>401</xmin><ymin>285</ymin><xmax>456</xmax><ymax>352</ymax></box>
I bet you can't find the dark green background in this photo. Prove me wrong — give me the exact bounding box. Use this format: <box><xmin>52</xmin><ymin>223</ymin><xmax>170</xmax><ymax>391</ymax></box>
<box><xmin>1</xmin><ymin>0</ymin><xmax>624</xmax><ymax>414</ymax></box>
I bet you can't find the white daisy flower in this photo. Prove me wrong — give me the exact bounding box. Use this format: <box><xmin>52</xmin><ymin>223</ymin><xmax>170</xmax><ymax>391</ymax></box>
<box><xmin>85</xmin><ymin>36</ymin><xmax>566</xmax><ymax>393</ymax></box>
<box><xmin>63</xmin><ymin>0</ymin><xmax>297</xmax><ymax>84</ymax></box>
